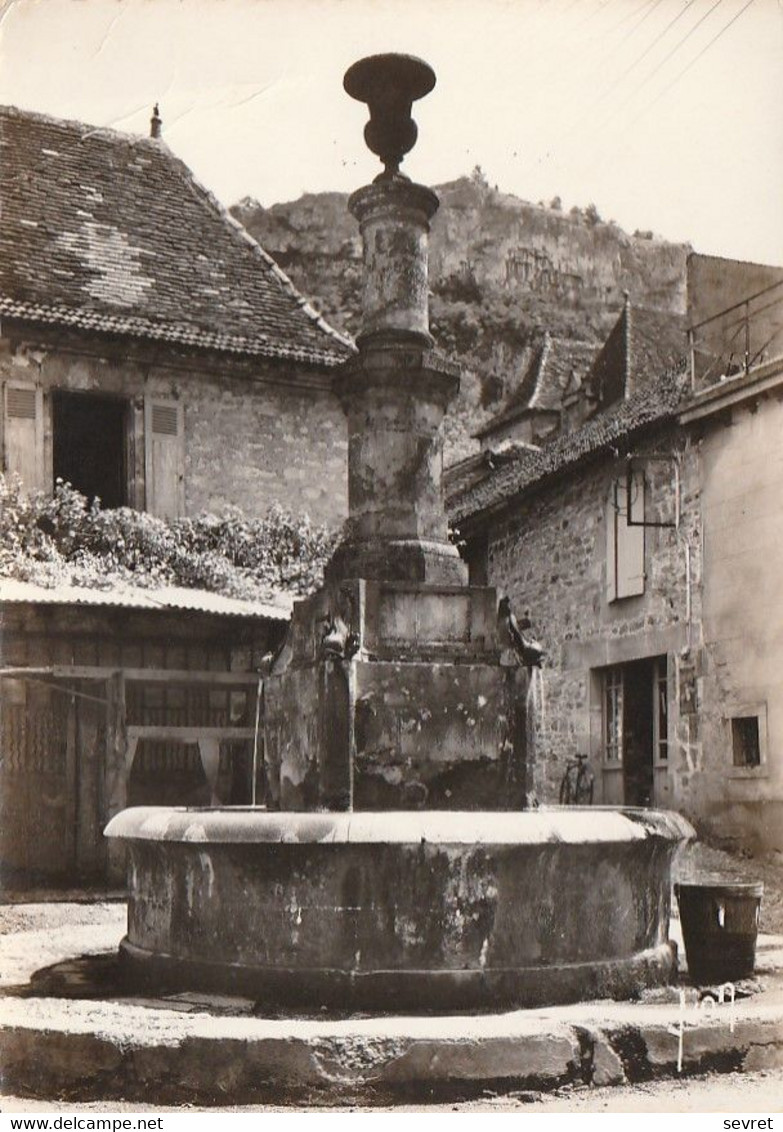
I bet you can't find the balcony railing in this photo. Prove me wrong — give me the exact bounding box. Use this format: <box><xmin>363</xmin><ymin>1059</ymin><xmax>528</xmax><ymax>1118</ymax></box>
<box><xmin>688</xmin><ymin>278</ymin><xmax>783</xmax><ymax>391</ymax></box>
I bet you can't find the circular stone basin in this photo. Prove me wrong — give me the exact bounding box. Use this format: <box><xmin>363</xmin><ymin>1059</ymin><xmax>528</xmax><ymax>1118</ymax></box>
<box><xmin>105</xmin><ymin>807</ymin><xmax>694</xmax><ymax>1012</ymax></box>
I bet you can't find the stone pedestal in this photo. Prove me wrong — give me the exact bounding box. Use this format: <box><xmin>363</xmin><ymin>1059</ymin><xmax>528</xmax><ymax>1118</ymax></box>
<box><xmin>264</xmin><ymin>580</ymin><xmax>528</xmax><ymax>812</ymax></box>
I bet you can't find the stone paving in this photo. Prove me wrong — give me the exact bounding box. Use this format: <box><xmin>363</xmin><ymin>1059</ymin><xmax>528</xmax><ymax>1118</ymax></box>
<box><xmin>1</xmin><ymin>899</ymin><xmax>782</xmax><ymax>1105</ymax></box>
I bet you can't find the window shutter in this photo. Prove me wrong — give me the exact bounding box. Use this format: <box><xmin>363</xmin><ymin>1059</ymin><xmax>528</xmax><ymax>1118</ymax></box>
<box><xmin>606</xmin><ymin>481</ymin><xmax>618</xmax><ymax>602</ymax></box>
<box><xmin>616</xmin><ymin>471</ymin><xmax>645</xmax><ymax>598</ymax></box>
<box><xmin>3</xmin><ymin>383</ymin><xmax>44</xmax><ymax>492</ymax></box>
<box><xmin>607</xmin><ymin>472</ymin><xmax>645</xmax><ymax>601</ymax></box>
<box><xmin>144</xmin><ymin>398</ymin><xmax>184</xmax><ymax>519</ymax></box>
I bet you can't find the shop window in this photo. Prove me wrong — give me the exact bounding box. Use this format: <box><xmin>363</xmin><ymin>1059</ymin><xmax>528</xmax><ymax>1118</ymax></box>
<box><xmin>603</xmin><ymin>667</ymin><xmax>623</xmax><ymax>762</ymax></box>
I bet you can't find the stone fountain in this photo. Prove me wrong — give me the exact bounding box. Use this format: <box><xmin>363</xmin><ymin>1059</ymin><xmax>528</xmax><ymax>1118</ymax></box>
<box><xmin>106</xmin><ymin>54</ymin><xmax>692</xmax><ymax>1013</ymax></box>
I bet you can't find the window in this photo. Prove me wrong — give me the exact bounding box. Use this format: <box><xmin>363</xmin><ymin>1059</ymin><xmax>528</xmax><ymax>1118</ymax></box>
<box><xmin>603</xmin><ymin>667</ymin><xmax>623</xmax><ymax>762</ymax></box>
<box><xmin>52</xmin><ymin>391</ymin><xmax>128</xmax><ymax>507</ymax></box>
<box><xmin>732</xmin><ymin>716</ymin><xmax>760</xmax><ymax>768</ymax></box>
<box><xmin>606</xmin><ymin>470</ymin><xmax>645</xmax><ymax>602</ymax></box>
<box><xmin>653</xmin><ymin>657</ymin><xmax>668</xmax><ymax>762</ymax></box>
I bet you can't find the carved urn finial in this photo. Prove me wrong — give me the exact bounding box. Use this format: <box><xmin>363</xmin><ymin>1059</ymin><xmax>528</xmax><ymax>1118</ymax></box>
<box><xmin>343</xmin><ymin>53</ymin><xmax>435</xmax><ymax>179</ymax></box>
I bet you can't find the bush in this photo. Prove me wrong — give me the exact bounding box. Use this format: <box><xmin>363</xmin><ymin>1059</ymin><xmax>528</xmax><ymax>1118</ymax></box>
<box><xmin>0</xmin><ymin>476</ymin><xmax>337</xmax><ymax>602</ymax></box>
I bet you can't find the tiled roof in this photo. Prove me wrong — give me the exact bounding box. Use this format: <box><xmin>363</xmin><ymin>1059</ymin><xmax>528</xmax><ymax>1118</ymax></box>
<box><xmin>477</xmin><ymin>335</ymin><xmax>599</xmax><ymax>440</ymax></box>
<box><xmin>0</xmin><ymin>106</ymin><xmax>353</xmax><ymax>366</ymax></box>
<box><xmin>0</xmin><ymin>578</ymin><xmax>293</xmax><ymax>621</ymax></box>
<box><xmin>448</xmin><ymin>366</ymin><xmax>687</xmax><ymax>525</ymax></box>
<box><xmin>585</xmin><ymin>303</ymin><xmax>686</xmax><ymax>406</ymax></box>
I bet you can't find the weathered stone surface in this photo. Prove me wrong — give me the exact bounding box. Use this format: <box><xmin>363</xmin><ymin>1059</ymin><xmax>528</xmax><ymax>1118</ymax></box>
<box><xmin>349</xmin><ymin>180</ymin><xmax>439</xmax><ymax>345</ymax></box>
<box><xmin>329</xmin><ymin>342</ymin><xmax>465</xmax><ymax>585</ymax></box>
<box><xmin>4</xmin><ymin>972</ymin><xmax>782</xmax><ymax>1103</ymax></box>
<box><xmin>106</xmin><ymin>807</ymin><xmax>691</xmax><ymax>1011</ymax></box>
<box><xmin>589</xmin><ymin>1034</ymin><xmax>627</xmax><ymax>1086</ymax></box>
<box><xmin>642</xmin><ymin>1016</ymin><xmax>783</xmax><ymax>1070</ymax></box>
<box><xmin>352</xmin><ymin>661</ymin><xmax>525</xmax><ymax>808</ymax></box>
<box><xmin>264</xmin><ymin>579</ymin><xmax>526</xmax><ymax>809</ymax></box>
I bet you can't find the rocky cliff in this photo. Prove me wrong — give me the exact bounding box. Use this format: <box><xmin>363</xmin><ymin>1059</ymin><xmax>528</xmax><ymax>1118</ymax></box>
<box><xmin>232</xmin><ymin>175</ymin><xmax>689</xmax><ymax>463</ymax></box>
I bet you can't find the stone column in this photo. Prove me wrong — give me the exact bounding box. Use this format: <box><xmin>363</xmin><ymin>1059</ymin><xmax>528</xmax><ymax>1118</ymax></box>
<box><xmin>326</xmin><ymin>66</ymin><xmax>467</xmax><ymax>586</ymax></box>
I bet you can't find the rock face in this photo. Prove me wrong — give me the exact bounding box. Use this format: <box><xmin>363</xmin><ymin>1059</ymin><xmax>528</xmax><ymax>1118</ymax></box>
<box><xmin>232</xmin><ymin>178</ymin><xmax>690</xmax><ymax>461</ymax></box>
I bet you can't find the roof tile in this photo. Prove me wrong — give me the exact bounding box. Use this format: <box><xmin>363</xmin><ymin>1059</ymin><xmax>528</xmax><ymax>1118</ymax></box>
<box><xmin>448</xmin><ymin>366</ymin><xmax>687</xmax><ymax>524</ymax></box>
<box><xmin>0</xmin><ymin>106</ymin><xmax>354</xmax><ymax>366</ymax></box>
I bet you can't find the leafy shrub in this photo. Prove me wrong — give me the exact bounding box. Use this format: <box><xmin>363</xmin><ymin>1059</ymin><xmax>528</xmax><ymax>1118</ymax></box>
<box><xmin>0</xmin><ymin>475</ymin><xmax>337</xmax><ymax>602</ymax></box>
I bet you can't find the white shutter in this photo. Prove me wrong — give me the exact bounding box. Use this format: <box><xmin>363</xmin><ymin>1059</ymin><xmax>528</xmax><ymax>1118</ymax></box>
<box><xmin>606</xmin><ymin>481</ymin><xmax>618</xmax><ymax>602</ymax></box>
<box><xmin>144</xmin><ymin>398</ymin><xmax>184</xmax><ymax>519</ymax></box>
<box><xmin>616</xmin><ymin>471</ymin><xmax>645</xmax><ymax>598</ymax></box>
<box><xmin>607</xmin><ymin>472</ymin><xmax>645</xmax><ymax>601</ymax></box>
<box><xmin>3</xmin><ymin>384</ymin><xmax>45</xmax><ymax>492</ymax></box>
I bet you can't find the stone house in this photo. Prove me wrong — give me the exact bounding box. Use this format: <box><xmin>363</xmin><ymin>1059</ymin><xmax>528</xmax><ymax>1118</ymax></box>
<box><xmin>446</xmin><ymin>257</ymin><xmax>783</xmax><ymax>853</ymax></box>
<box><xmin>0</xmin><ymin>105</ymin><xmax>351</xmax><ymax>524</ymax></box>
<box><xmin>0</xmin><ymin>105</ymin><xmax>351</xmax><ymax>882</ymax></box>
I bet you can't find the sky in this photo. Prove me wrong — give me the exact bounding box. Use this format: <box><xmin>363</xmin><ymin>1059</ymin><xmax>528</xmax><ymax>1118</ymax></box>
<box><xmin>1</xmin><ymin>0</ymin><xmax>781</xmax><ymax>263</ymax></box>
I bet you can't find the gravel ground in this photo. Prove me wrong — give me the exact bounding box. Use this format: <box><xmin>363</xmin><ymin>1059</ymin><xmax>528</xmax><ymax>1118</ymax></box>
<box><xmin>0</xmin><ymin>900</ymin><xmax>124</xmax><ymax>935</ymax></box>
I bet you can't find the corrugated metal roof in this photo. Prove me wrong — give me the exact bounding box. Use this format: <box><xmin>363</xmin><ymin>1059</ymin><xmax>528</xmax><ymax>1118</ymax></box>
<box><xmin>0</xmin><ymin>578</ymin><xmax>293</xmax><ymax>621</ymax></box>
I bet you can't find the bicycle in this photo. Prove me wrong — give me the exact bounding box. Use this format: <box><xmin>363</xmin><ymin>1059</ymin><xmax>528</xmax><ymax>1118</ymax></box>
<box><xmin>559</xmin><ymin>753</ymin><xmax>595</xmax><ymax>805</ymax></box>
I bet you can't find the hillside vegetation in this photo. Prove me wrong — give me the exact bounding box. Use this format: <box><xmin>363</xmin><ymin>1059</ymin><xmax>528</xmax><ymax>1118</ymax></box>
<box><xmin>232</xmin><ymin>172</ymin><xmax>689</xmax><ymax>462</ymax></box>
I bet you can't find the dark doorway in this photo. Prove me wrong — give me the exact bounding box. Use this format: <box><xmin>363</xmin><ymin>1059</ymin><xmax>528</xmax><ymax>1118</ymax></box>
<box><xmin>53</xmin><ymin>392</ymin><xmax>127</xmax><ymax>508</ymax></box>
<box><xmin>622</xmin><ymin>658</ymin><xmax>655</xmax><ymax>806</ymax></box>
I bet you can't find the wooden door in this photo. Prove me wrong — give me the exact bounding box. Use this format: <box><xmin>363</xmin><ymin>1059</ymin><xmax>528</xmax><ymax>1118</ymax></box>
<box><xmin>0</xmin><ymin>685</ymin><xmax>76</xmax><ymax>877</ymax></box>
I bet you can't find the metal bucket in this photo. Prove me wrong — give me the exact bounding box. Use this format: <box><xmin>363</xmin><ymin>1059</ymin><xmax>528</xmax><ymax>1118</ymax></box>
<box><xmin>675</xmin><ymin>881</ymin><xmax>763</xmax><ymax>984</ymax></box>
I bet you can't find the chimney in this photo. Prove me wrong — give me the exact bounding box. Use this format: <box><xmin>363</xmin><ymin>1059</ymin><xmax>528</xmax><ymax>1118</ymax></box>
<box><xmin>150</xmin><ymin>104</ymin><xmax>162</xmax><ymax>140</ymax></box>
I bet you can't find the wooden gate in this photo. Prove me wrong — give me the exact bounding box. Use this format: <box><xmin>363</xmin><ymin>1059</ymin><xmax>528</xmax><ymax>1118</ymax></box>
<box><xmin>0</xmin><ymin>690</ymin><xmax>75</xmax><ymax>876</ymax></box>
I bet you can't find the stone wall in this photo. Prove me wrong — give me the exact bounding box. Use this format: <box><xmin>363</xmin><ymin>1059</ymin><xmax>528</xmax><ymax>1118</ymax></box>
<box><xmin>696</xmin><ymin>388</ymin><xmax>783</xmax><ymax>851</ymax></box>
<box><xmin>0</xmin><ymin>329</ymin><xmax>348</xmax><ymax>527</ymax></box>
<box><xmin>482</xmin><ymin>424</ymin><xmax>703</xmax><ymax>808</ymax></box>
<box><xmin>175</xmin><ymin>370</ymin><xmax>346</xmax><ymax>524</ymax></box>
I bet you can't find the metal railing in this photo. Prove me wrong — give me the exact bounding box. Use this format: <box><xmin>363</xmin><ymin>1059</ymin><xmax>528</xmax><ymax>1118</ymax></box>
<box><xmin>688</xmin><ymin>277</ymin><xmax>783</xmax><ymax>391</ymax></box>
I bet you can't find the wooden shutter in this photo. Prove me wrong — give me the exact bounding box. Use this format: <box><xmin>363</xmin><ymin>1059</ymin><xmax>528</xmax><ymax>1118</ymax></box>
<box><xmin>607</xmin><ymin>472</ymin><xmax>645</xmax><ymax>601</ymax></box>
<box><xmin>3</xmin><ymin>384</ymin><xmax>45</xmax><ymax>492</ymax></box>
<box><xmin>144</xmin><ymin>398</ymin><xmax>184</xmax><ymax>519</ymax></box>
<box><xmin>606</xmin><ymin>482</ymin><xmax>618</xmax><ymax>602</ymax></box>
